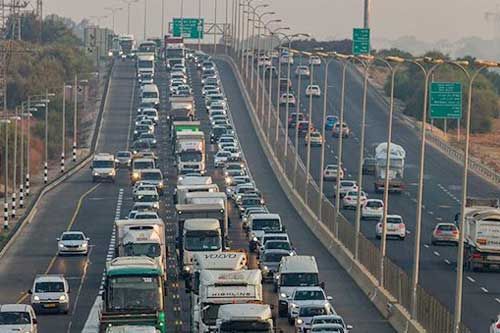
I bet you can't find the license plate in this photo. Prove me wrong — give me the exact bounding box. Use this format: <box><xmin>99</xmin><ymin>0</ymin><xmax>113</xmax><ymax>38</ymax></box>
<box><xmin>487</xmin><ymin>255</ymin><xmax>500</xmax><ymax>261</ymax></box>
<box><xmin>43</xmin><ymin>303</ymin><xmax>57</xmax><ymax>308</ymax></box>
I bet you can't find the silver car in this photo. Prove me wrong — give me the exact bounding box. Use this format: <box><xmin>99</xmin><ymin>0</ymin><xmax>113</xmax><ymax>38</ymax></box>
<box><xmin>57</xmin><ymin>231</ymin><xmax>89</xmax><ymax>255</ymax></box>
<box><xmin>259</xmin><ymin>249</ymin><xmax>293</xmax><ymax>282</ymax></box>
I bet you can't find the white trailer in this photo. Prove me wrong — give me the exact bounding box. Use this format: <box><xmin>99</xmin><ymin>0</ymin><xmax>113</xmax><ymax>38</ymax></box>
<box><xmin>374</xmin><ymin>142</ymin><xmax>406</xmax><ymax>193</ymax></box>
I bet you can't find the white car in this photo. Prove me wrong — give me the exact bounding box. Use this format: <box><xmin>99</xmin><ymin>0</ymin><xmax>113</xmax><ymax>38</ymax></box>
<box><xmin>310</xmin><ymin>314</ymin><xmax>353</xmax><ymax>332</ymax></box>
<box><xmin>305</xmin><ymin>84</ymin><xmax>321</xmax><ymax>97</ymax></box>
<box><xmin>334</xmin><ymin>180</ymin><xmax>358</xmax><ymax>197</ymax></box>
<box><xmin>342</xmin><ymin>190</ymin><xmax>367</xmax><ymax>209</ymax></box>
<box><xmin>293</xmin><ymin>305</ymin><xmax>335</xmax><ymax>332</ymax></box>
<box><xmin>133</xmin><ymin>183</ymin><xmax>158</xmax><ymax>195</ymax></box>
<box><xmin>0</xmin><ymin>304</ymin><xmax>38</xmax><ymax>332</ymax></box>
<box><xmin>376</xmin><ymin>214</ymin><xmax>406</xmax><ymax>240</ymax></box>
<box><xmin>214</xmin><ymin>150</ymin><xmax>231</xmax><ymax>168</ymax></box>
<box><xmin>295</xmin><ymin>65</ymin><xmax>310</xmax><ymax>77</ymax></box>
<box><xmin>490</xmin><ymin>314</ymin><xmax>500</xmax><ymax>333</ymax></box>
<box><xmin>288</xmin><ymin>287</ymin><xmax>333</xmax><ymax>321</ymax></box>
<box><xmin>309</xmin><ymin>56</ymin><xmax>321</xmax><ymax>65</ymax></box>
<box><xmin>323</xmin><ymin>164</ymin><xmax>343</xmax><ymax>181</ymax></box>
<box><xmin>133</xmin><ymin>190</ymin><xmax>160</xmax><ymax>211</ymax></box>
<box><xmin>362</xmin><ymin>199</ymin><xmax>384</xmax><ymax>220</ymax></box>
<box><xmin>57</xmin><ymin>231</ymin><xmax>89</xmax><ymax>255</ymax></box>
<box><xmin>279</xmin><ymin>93</ymin><xmax>296</xmax><ymax>106</ymax></box>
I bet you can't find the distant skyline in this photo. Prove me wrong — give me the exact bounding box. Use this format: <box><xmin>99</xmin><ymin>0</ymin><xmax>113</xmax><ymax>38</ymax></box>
<box><xmin>46</xmin><ymin>0</ymin><xmax>499</xmax><ymax>42</ymax></box>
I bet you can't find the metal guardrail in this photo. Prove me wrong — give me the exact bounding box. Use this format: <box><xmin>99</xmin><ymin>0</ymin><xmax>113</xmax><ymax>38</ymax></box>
<box><xmin>225</xmin><ymin>51</ymin><xmax>473</xmax><ymax>333</ymax></box>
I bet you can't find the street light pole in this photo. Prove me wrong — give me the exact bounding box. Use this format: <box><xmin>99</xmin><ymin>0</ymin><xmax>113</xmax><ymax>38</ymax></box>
<box><xmin>44</xmin><ymin>90</ymin><xmax>48</xmax><ymax>184</ymax></box>
<box><xmin>304</xmin><ymin>55</ymin><xmax>314</xmax><ymax>204</ymax></box>
<box><xmin>25</xmin><ymin>97</ymin><xmax>31</xmax><ymax>196</ymax></box>
<box><xmin>213</xmin><ymin>0</ymin><xmax>218</xmax><ymax>55</ymax></box>
<box><xmin>11</xmin><ymin>109</ymin><xmax>18</xmax><ymax>218</ymax></box>
<box><xmin>143</xmin><ymin>0</ymin><xmax>147</xmax><ymax>40</ymax></box>
<box><xmin>73</xmin><ymin>75</ymin><xmax>78</xmax><ymax>162</ymax></box>
<box><xmin>2</xmin><ymin>119</ymin><xmax>10</xmax><ymax>229</ymax></box>
<box><xmin>293</xmin><ymin>54</ymin><xmax>304</xmax><ymax>187</ymax></box>
<box><xmin>255</xmin><ymin>17</ymin><xmax>279</xmax><ymax>110</ymax></box>
<box><xmin>61</xmin><ymin>83</ymin><xmax>66</xmax><ymax>173</ymax></box>
<box><xmin>19</xmin><ymin>105</ymin><xmax>24</xmax><ymax>208</ymax></box>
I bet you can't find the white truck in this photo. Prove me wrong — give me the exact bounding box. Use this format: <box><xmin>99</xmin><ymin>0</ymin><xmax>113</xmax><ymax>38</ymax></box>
<box><xmin>374</xmin><ymin>142</ymin><xmax>406</xmax><ymax>193</ymax></box>
<box><xmin>169</xmin><ymin>96</ymin><xmax>195</xmax><ymax>121</ymax></box>
<box><xmin>179</xmin><ymin>218</ymin><xmax>223</xmax><ymax>276</ymax></box>
<box><xmin>194</xmin><ymin>269</ymin><xmax>263</xmax><ymax>333</ymax></box>
<box><xmin>175</xmin><ymin>131</ymin><xmax>206</xmax><ymax>175</ymax></box>
<box><xmin>175</xmin><ymin>184</ymin><xmax>219</xmax><ymax>205</ymax></box>
<box><xmin>115</xmin><ymin>219</ymin><xmax>167</xmax><ymax>277</ymax></box>
<box><xmin>463</xmin><ymin>198</ymin><xmax>500</xmax><ymax>271</ymax></box>
<box><xmin>215</xmin><ymin>304</ymin><xmax>273</xmax><ymax>333</ymax></box>
<box><xmin>106</xmin><ymin>326</ymin><xmax>158</xmax><ymax>333</ymax></box>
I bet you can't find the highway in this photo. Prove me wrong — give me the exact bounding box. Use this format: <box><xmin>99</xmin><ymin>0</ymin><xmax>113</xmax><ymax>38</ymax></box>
<box><xmin>267</xmin><ymin>56</ymin><xmax>500</xmax><ymax>332</ymax></box>
<box><xmin>214</xmin><ymin>58</ymin><xmax>395</xmax><ymax>332</ymax></box>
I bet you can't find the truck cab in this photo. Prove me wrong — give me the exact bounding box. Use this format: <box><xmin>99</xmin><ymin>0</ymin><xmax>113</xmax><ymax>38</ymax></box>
<box><xmin>216</xmin><ymin>304</ymin><xmax>273</xmax><ymax>333</ymax></box>
<box><xmin>137</xmin><ymin>54</ymin><xmax>155</xmax><ymax>79</ymax></box>
<box><xmin>91</xmin><ymin>153</ymin><xmax>116</xmax><ymax>182</ymax></box>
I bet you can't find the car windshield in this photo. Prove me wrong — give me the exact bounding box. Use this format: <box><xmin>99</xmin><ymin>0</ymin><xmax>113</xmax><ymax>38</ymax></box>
<box><xmin>366</xmin><ymin>201</ymin><xmax>383</xmax><ymax>208</ymax></box>
<box><xmin>108</xmin><ymin>276</ymin><xmax>162</xmax><ymax>311</ymax></box>
<box><xmin>140</xmin><ymin>134</ymin><xmax>155</xmax><ymax>139</ymax></box>
<box><xmin>262</xmin><ymin>252</ymin><xmax>289</xmax><ymax>263</ymax></box>
<box><xmin>266</xmin><ymin>241</ymin><xmax>291</xmax><ymax>250</ymax></box>
<box><xmin>93</xmin><ymin>160</ymin><xmax>114</xmax><ymax>168</ymax></box>
<box><xmin>437</xmin><ymin>225</ymin><xmax>457</xmax><ymax>231</ymax></box>
<box><xmin>0</xmin><ymin>312</ymin><xmax>31</xmax><ymax>324</ymax></box>
<box><xmin>294</xmin><ymin>290</ymin><xmax>325</xmax><ymax>300</ymax></box>
<box><xmin>300</xmin><ymin>306</ymin><xmax>329</xmax><ymax>317</ymax></box>
<box><xmin>340</xmin><ymin>181</ymin><xmax>354</xmax><ymax>187</ymax></box>
<box><xmin>35</xmin><ymin>281</ymin><xmax>65</xmax><ymax>293</ymax></box>
<box><xmin>117</xmin><ymin>152</ymin><xmax>131</xmax><ymax>158</ymax></box>
<box><xmin>220</xmin><ymin>320</ymin><xmax>272</xmax><ymax>332</ymax></box>
<box><xmin>180</xmin><ymin>151</ymin><xmax>203</xmax><ymax>162</ymax></box>
<box><xmin>312</xmin><ymin>318</ymin><xmax>344</xmax><ymax>326</ymax></box>
<box><xmin>252</xmin><ymin>219</ymin><xmax>280</xmax><ymax>231</ymax></box>
<box><xmin>281</xmin><ymin>273</ymin><xmax>318</xmax><ymax>287</ymax></box>
<box><xmin>142</xmin><ymin>172</ymin><xmax>161</xmax><ymax>181</ymax></box>
<box><xmin>185</xmin><ymin>230</ymin><xmax>221</xmax><ymax>251</ymax></box>
<box><xmin>142</xmin><ymin>92</ymin><xmax>158</xmax><ymax>98</ymax></box>
<box><xmin>124</xmin><ymin>243</ymin><xmax>161</xmax><ymax>258</ymax></box>
<box><xmin>387</xmin><ymin>217</ymin><xmax>402</xmax><ymax>224</ymax></box>
<box><xmin>202</xmin><ymin>304</ymin><xmax>221</xmax><ymax>325</ymax></box>
<box><xmin>134</xmin><ymin>213</ymin><xmax>158</xmax><ymax>219</ymax></box>
<box><xmin>134</xmin><ymin>161</ymin><xmax>154</xmax><ymax>169</ymax></box>
<box><xmin>62</xmin><ymin>233</ymin><xmax>84</xmax><ymax>241</ymax></box>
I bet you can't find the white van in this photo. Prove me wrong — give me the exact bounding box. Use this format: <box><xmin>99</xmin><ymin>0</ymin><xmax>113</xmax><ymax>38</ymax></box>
<box><xmin>276</xmin><ymin>255</ymin><xmax>320</xmax><ymax>317</ymax></box>
<box><xmin>141</xmin><ymin>84</ymin><xmax>160</xmax><ymax>108</ymax></box>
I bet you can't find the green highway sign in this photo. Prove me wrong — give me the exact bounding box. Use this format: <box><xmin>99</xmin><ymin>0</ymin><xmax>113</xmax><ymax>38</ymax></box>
<box><xmin>352</xmin><ymin>28</ymin><xmax>370</xmax><ymax>55</ymax></box>
<box><xmin>430</xmin><ymin>82</ymin><xmax>463</xmax><ymax>119</ymax></box>
<box><xmin>172</xmin><ymin>18</ymin><xmax>204</xmax><ymax>39</ymax></box>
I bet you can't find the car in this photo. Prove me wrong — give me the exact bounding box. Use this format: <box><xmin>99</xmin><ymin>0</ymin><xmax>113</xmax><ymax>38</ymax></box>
<box><xmin>279</xmin><ymin>93</ymin><xmax>296</xmax><ymax>106</ymax></box>
<box><xmin>132</xmin><ymin>182</ymin><xmax>158</xmax><ymax>195</ymax></box>
<box><xmin>362</xmin><ymin>199</ymin><xmax>384</xmax><ymax>220</ymax></box>
<box><xmin>490</xmin><ymin>314</ymin><xmax>500</xmax><ymax>333</ymax></box>
<box><xmin>295</xmin><ymin>65</ymin><xmax>310</xmax><ymax>77</ymax></box>
<box><xmin>213</xmin><ymin>150</ymin><xmax>231</xmax><ymax>168</ymax></box>
<box><xmin>293</xmin><ymin>305</ymin><xmax>336</xmax><ymax>332</ymax></box>
<box><xmin>305</xmin><ymin>131</ymin><xmax>323</xmax><ymax>146</ymax></box>
<box><xmin>232</xmin><ymin>183</ymin><xmax>258</xmax><ymax>202</ymax></box>
<box><xmin>325</xmin><ymin>115</ymin><xmax>338</xmax><ymax>130</ymax></box>
<box><xmin>262</xmin><ymin>240</ymin><xmax>294</xmax><ymax>253</ymax></box>
<box><xmin>362</xmin><ymin>157</ymin><xmax>377</xmax><ymax>175</ymax></box>
<box><xmin>297</xmin><ymin>121</ymin><xmax>313</xmax><ymax>136</ymax></box>
<box><xmin>323</xmin><ymin>164</ymin><xmax>344</xmax><ymax>181</ymax></box>
<box><xmin>288</xmin><ymin>287</ymin><xmax>333</xmax><ymax>323</ymax></box>
<box><xmin>138</xmin><ymin>132</ymin><xmax>157</xmax><ymax>147</ymax></box>
<box><xmin>138</xmin><ymin>169</ymin><xmax>165</xmax><ymax>194</ymax></box>
<box><xmin>130</xmin><ymin>140</ymin><xmax>151</xmax><ymax>155</ymax></box>
<box><xmin>217</xmin><ymin>136</ymin><xmax>238</xmax><ymax>149</ymax></box>
<box><xmin>238</xmin><ymin>195</ymin><xmax>265</xmax><ymax>215</ymax></box>
<box><xmin>237</xmin><ymin>192</ymin><xmax>264</xmax><ymax>209</ymax></box>
<box><xmin>310</xmin><ymin>323</ymin><xmax>345</xmax><ymax>332</ymax></box>
<box><xmin>133</xmin><ymin>124</ymin><xmax>153</xmax><ymax>140</ymax></box>
<box><xmin>305</xmin><ymin>84</ymin><xmax>321</xmax><ymax>97</ymax></box>
<box><xmin>431</xmin><ymin>223</ymin><xmax>459</xmax><ymax>245</ymax></box>
<box><xmin>210</xmin><ymin>125</ymin><xmax>228</xmax><ymax>143</ymax></box>
<box><xmin>223</xmin><ymin>162</ymin><xmax>247</xmax><ymax>177</ymax></box>
<box><xmin>225</xmin><ymin>175</ymin><xmax>253</xmax><ymax>197</ymax></box>
<box><xmin>332</xmin><ymin>122</ymin><xmax>350</xmax><ymax>138</ymax></box>
<box><xmin>133</xmin><ymin>190</ymin><xmax>160</xmax><ymax>211</ymax></box>
<box><xmin>342</xmin><ymin>190</ymin><xmax>367</xmax><ymax>209</ymax></box>
<box><xmin>129</xmin><ymin>210</ymin><xmax>160</xmax><ymax>220</ymax></box>
<box><xmin>288</xmin><ymin>112</ymin><xmax>306</xmax><ymax>128</ymax></box>
<box><xmin>29</xmin><ymin>275</ymin><xmax>70</xmax><ymax>314</ymax></box>
<box><xmin>376</xmin><ymin>214</ymin><xmax>406</xmax><ymax>240</ymax></box>
<box><xmin>309</xmin><ymin>56</ymin><xmax>322</xmax><ymax>65</ymax></box>
<box><xmin>242</xmin><ymin>206</ymin><xmax>268</xmax><ymax>228</ymax></box>
<box><xmin>280</xmin><ymin>53</ymin><xmax>294</xmax><ymax>65</ymax></box>
<box><xmin>141</xmin><ymin>108</ymin><xmax>159</xmax><ymax>123</ymax></box>
<box><xmin>310</xmin><ymin>314</ymin><xmax>353</xmax><ymax>332</ymax></box>
<box><xmin>115</xmin><ymin>150</ymin><xmax>132</xmax><ymax>168</ymax></box>
<box><xmin>259</xmin><ymin>249</ymin><xmax>293</xmax><ymax>282</ymax></box>
<box><xmin>210</xmin><ymin>114</ymin><xmax>228</xmax><ymax>126</ymax></box>
<box><xmin>334</xmin><ymin>180</ymin><xmax>358</xmax><ymax>198</ymax></box>
<box><xmin>0</xmin><ymin>304</ymin><xmax>38</xmax><ymax>332</ymax></box>
<box><xmin>91</xmin><ymin>153</ymin><xmax>116</xmax><ymax>182</ymax></box>
<box><xmin>57</xmin><ymin>231</ymin><xmax>90</xmax><ymax>255</ymax></box>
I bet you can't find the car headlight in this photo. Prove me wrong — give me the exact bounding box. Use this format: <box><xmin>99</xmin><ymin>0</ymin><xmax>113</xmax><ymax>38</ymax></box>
<box><xmin>82</xmin><ymin>243</ymin><xmax>88</xmax><ymax>248</ymax></box>
<box><xmin>109</xmin><ymin>170</ymin><xmax>115</xmax><ymax>176</ymax></box>
<box><xmin>252</xmin><ymin>237</ymin><xmax>258</xmax><ymax>242</ymax></box>
<box><xmin>59</xmin><ymin>295</ymin><xmax>67</xmax><ymax>302</ymax></box>
<box><xmin>33</xmin><ymin>295</ymin><xmax>40</xmax><ymax>302</ymax></box>
<box><xmin>225</xmin><ymin>177</ymin><xmax>231</xmax><ymax>184</ymax></box>
<box><xmin>262</xmin><ymin>265</ymin><xmax>269</xmax><ymax>272</ymax></box>
<box><xmin>183</xmin><ymin>266</ymin><xmax>191</xmax><ymax>273</ymax></box>
<box><xmin>93</xmin><ymin>171</ymin><xmax>99</xmax><ymax>176</ymax></box>
<box><xmin>59</xmin><ymin>243</ymin><xmax>64</xmax><ymax>248</ymax></box>
<box><xmin>132</xmin><ymin>172</ymin><xmax>140</xmax><ymax>179</ymax></box>
<box><xmin>280</xmin><ymin>293</ymin><xmax>287</xmax><ymax>299</ymax></box>
<box><xmin>296</xmin><ymin>318</ymin><xmax>303</xmax><ymax>325</ymax></box>
<box><xmin>158</xmin><ymin>181</ymin><xmax>164</xmax><ymax>188</ymax></box>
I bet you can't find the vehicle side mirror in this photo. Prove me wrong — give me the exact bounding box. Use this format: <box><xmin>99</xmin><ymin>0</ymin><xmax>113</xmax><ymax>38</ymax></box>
<box><xmin>56</xmin><ymin>238</ymin><xmax>60</xmax><ymax>241</ymax></box>
<box><xmin>320</xmin><ymin>281</ymin><xmax>325</xmax><ymax>290</ymax></box>
<box><xmin>28</xmin><ymin>289</ymin><xmax>32</xmax><ymax>294</ymax></box>
<box><xmin>32</xmin><ymin>318</ymin><xmax>38</xmax><ymax>324</ymax></box>
<box><xmin>89</xmin><ymin>165</ymin><xmax>93</xmax><ymax>169</ymax></box>
<box><xmin>327</xmin><ymin>296</ymin><xmax>333</xmax><ymax>301</ymax></box>
<box><xmin>346</xmin><ymin>324</ymin><xmax>353</xmax><ymax>329</ymax></box>
<box><xmin>86</xmin><ymin>237</ymin><xmax>90</xmax><ymax>241</ymax></box>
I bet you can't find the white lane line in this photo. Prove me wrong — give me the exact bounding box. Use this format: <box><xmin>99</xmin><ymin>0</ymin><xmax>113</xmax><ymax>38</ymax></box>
<box><xmin>433</xmin><ymin>251</ymin><xmax>440</xmax><ymax>257</ymax></box>
<box><xmin>125</xmin><ymin>79</ymin><xmax>137</xmax><ymax>150</ymax></box>
<box><xmin>81</xmin><ymin>297</ymin><xmax>102</xmax><ymax>333</ymax></box>
<box><xmin>495</xmin><ymin>298</ymin><xmax>500</xmax><ymax>304</ymax></box>
<box><xmin>466</xmin><ymin>276</ymin><xmax>475</xmax><ymax>283</ymax></box>
<box><xmin>424</xmin><ymin>244</ymin><xmax>430</xmax><ymax>248</ymax></box>
<box><xmin>444</xmin><ymin>259</ymin><xmax>451</xmax><ymax>265</ymax></box>
<box><xmin>481</xmin><ymin>287</ymin><xmax>489</xmax><ymax>293</ymax></box>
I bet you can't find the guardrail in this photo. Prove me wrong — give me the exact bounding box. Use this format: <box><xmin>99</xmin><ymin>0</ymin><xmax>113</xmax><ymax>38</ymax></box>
<box><xmin>0</xmin><ymin>60</ymin><xmax>114</xmax><ymax>259</ymax></box>
<box><xmin>218</xmin><ymin>51</ymin><xmax>473</xmax><ymax>333</ymax></box>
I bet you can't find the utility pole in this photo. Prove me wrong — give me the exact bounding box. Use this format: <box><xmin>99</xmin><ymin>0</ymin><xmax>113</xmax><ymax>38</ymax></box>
<box><xmin>363</xmin><ymin>0</ymin><xmax>371</xmax><ymax>28</ymax></box>
<box><xmin>36</xmin><ymin>0</ymin><xmax>42</xmax><ymax>41</ymax></box>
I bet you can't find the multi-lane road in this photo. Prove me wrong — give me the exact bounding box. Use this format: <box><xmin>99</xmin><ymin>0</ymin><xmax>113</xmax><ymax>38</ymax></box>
<box><xmin>266</xmin><ymin>56</ymin><xmax>499</xmax><ymax>332</ymax></box>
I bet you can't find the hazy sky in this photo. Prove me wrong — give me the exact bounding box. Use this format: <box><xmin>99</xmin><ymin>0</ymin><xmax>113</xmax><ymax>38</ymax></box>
<box><xmin>46</xmin><ymin>0</ymin><xmax>499</xmax><ymax>42</ymax></box>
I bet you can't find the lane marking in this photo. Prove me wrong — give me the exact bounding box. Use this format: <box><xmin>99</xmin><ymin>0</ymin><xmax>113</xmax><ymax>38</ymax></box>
<box><xmin>481</xmin><ymin>287</ymin><xmax>488</xmax><ymax>293</ymax></box>
<box><xmin>433</xmin><ymin>251</ymin><xmax>440</xmax><ymax>257</ymax></box>
<box><xmin>444</xmin><ymin>259</ymin><xmax>451</xmax><ymax>265</ymax></box>
<box><xmin>125</xmin><ymin>78</ymin><xmax>137</xmax><ymax>150</ymax></box>
<box><xmin>466</xmin><ymin>276</ymin><xmax>475</xmax><ymax>283</ymax></box>
<box><xmin>495</xmin><ymin>298</ymin><xmax>500</xmax><ymax>304</ymax></box>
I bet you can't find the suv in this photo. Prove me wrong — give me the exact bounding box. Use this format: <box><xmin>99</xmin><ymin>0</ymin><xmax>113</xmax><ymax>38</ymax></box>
<box><xmin>0</xmin><ymin>304</ymin><xmax>37</xmax><ymax>332</ymax></box>
<box><xmin>91</xmin><ymin>153</ymin><xmax>116</xmax><ymax>182</ymax></box>
<box><xmin>29</xmin><ymin>275</ymin><xmax>70</xmax><ymax>314</ymax></box>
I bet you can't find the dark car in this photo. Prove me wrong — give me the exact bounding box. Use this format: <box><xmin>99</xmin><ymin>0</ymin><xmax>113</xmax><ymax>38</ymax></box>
<box><xmin>288</xmin><ymin>112</ymin><xmax>305</xmax><ymax>128</ymax></box>
<box><xmin>297</xmin><ymin>120</ymin><xmax>312</xmax><ymax>136</ymax></box>
<box><xmin>362</xmin><ymin>157</ymin><xmax>377</xmax><ymax>175</ymax></box>
<box><xmin>325</xmin><ymin>115</ymin><xmax>338</xmax><ymax>130</ymax></box>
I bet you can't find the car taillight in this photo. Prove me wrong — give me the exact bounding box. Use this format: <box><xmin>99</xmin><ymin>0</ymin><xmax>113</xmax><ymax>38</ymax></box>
<box><xmin>452</xmin><ymin>230</ymin><xmax>458</xmax><ymax>235</ymax></box>
<box><xmin>472</xmin><ymin>253</ymin><xmax>481</xmax><ymax>259</ymax></box>
<box><xmin>435</xmin><ymin>230</ymin><xmax>442</xmax><ymax>235</ymax></box>
<box><xmin>399</xmin><ymin>223</ymin><xmax>405</xmax><ymax>229</ymax></box>
<box><xmin>496</xmin><ymin>322</ymin><xmax>500</xmax><ymax>329</ymax></box>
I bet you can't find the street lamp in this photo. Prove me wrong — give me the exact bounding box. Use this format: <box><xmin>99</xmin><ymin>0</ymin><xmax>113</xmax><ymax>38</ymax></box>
<box><xmin>18</xmin><ymin>105</ymin><xmax>37</xmax><ymax>208</ymax></box>
<box><xmin>105</xmin><ymin>7</ymin><xmax>123</xmax><ymax>33</ymax></box>
<box><xmin>121</xmin><ymin>0</ymin><xmax>138</xmax><ymax>35</ymax></box>
<box><xmin>243</xmin><ymin>3</ymin><xmax>268</xmax><ymax>80</ymax></box>
<box><xmin>43</xmin><ymin>91</ymin><xmax>56</xmax><ymax>184</ymax></box>
<box><xmin>250</xmin><ymin>10</ymin><xmax>274</xmax><ymax>90</ymax></box>
<box><xmin>1</xmin><ymin>118</ymin><xmax>11</xmax><ymax>229</ymax></box>
<box><xmin>61</xmin><ymin>83</ymin><xmax>73</xmax><ymax>173</ymax></box>
<box><xmin>303</xmin><ymin>51</ymin><xmax>315</xmax><ymax>204</ymax></box>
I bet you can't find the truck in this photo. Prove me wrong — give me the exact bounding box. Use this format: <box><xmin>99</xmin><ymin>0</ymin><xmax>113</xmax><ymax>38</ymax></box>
<box><xmin>137</xmin><ymin>54</ymin><xmax>155</xmax><ymax>79</ymax></box>
<box><xmin>215</xmin><ymin>304</ymin><xmax>273</xmax><ymax>333</ymax></box>
<box><xmin>118</xmin><ymin>34</ymin><xmax>135</xmax><ymax>58</ymax></box>
<box><xmin>106</xmin><ymin>326</ymin><xmax>158</xmax><ymax>333</ymax></box>
<box><xmin>373</xmin><ymin>142</ymin><xmax>406</xmax><ymax>193</ymax></box>
<box><xmin>179</xmin><ymin>218</ymin><xmax>223</xmax><ymax>276</ymax></box>
<box><xmin>175</xmin><ymin>184</ymin><xmax>219</xmax><ymax>205</ymax></box>
<box><xmin>115</xmin><ymin>219</ymin><xmax>167</xmax><ymax>277</ymax></box>
<box><xmin>99</xmin><ymin>256</ymin><xmax>166</xmax><ymax>333</ymax></box>
<box><xmin>171</xmin><ymin>121</ymin><xmax>201</xmax><ymax>139</ymax></box>
<box><xmin>164</xmin><ymin>36</ymin><xmax>185</xmax><ymax>70</ymax></box>
<box><xmin>463</xmin><ymin>198</ymin><xmax>500</xmax><ymax>271</ymax></box>
<box><xmin>175</xmin><ymin>131</ymin><xmax>206</xmax><ymax>174</ymax></box>
<box><xmin>169</xmin><ymin>96</ymin><xmax>195</xmax><ymax>122</ymax></box>
<box><xmin>194</xmin><ymin>269</ymin><xmax>263</xmax><ymax>333</ymax></box>
<box><xmin>136</xmin><ymin>40</ymin><xmax>157</xmax><ymax>58</ymax></box>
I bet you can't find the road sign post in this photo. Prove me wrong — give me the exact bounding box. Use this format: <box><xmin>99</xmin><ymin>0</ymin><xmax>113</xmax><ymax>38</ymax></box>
<box><xmin>430</xmin><ymin>82</ymin><xmax>462</xmax><ymax>119</ymax></box>
<box><xmin>352</xmin><ymin>28</ymin><xmax>370</xmax><ymax>55</ymax></box>
<box><xmin>172</xmin><ymin>18</ymin><xmax>204</xmax><ymax>39</ymax></box>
